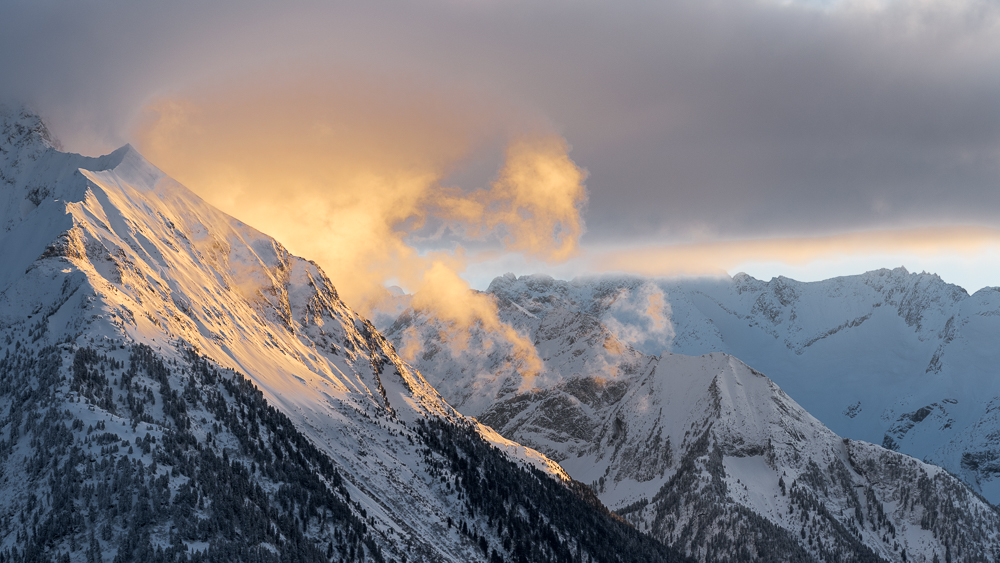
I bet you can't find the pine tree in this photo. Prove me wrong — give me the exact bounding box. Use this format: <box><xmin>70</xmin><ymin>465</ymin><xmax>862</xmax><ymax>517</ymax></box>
<box><xmin>87</xmin><ymin>530</ymin><xmax>101</xmax><ymax>563</ymax></box>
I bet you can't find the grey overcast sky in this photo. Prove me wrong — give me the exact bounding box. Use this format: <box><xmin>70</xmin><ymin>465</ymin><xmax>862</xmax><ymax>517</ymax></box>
<box><xmin>3</xmin><ymin>0</ymin><xmax>1000</xmax><ymax>292</ymax></box>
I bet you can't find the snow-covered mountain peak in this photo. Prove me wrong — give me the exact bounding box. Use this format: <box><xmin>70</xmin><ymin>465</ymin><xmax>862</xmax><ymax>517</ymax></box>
<box><xmin>0</xmin><ymin>103</ymin><xmax>59</xmax><ymax>156</ymax></box>
<box><xmin>696</xmin><ymin>353</ymin><xmax>812</xmax><ymax>438</ymax></box>
<box><xmin>87</xmin><ymin>142</ymin><xmax>163</xmax><ymax>183</ymax></box>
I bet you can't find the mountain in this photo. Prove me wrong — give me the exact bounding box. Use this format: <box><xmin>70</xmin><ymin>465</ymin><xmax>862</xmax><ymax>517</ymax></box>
<box><xmin>389</xmin><ymin>271</ymin><xmax>1000</xmax><ymax>503</ymax></box>
<box><xmin>0</xmin><ymin>105</ymin><xmax>686</xmax><ymax>563</ymax></box>
<box><xmin>656</xmin><ymin>269</ymin><xmax>1000</xmax><ymax>501</ymax></box>
<box><xmin>385</xmin><ymin>273</ymin><xmax>1000</xmax><ymax>562</ymax></box>
<box><xmin>541</xmin><ymin>270</ymin><xmax>1000</xmax><ymax>503</ymax></box>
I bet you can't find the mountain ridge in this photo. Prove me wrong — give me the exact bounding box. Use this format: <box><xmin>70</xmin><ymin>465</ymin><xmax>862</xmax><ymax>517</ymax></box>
<box><xmin>0</xmin><ymin>107</ymin><xmax>684</xmax><ymax>562</ymax></box>
<box><xmin>448</xmin><ymin>269</ymin><xmax>1000</xmax><ymax>502</ymax></box>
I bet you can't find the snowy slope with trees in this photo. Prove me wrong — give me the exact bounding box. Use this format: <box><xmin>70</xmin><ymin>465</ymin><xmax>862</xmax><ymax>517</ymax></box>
<box><xmin>0</xmin><ymin>105</ymin><xmax>686</xmax><ymax>563</ymax></box>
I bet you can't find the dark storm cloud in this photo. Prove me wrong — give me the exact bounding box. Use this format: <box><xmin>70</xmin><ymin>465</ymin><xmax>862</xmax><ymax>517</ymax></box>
<box><xmin>567</xmin><ymin>1</ymin><xmax>1000</xmax><ymax>241</ymax></box>
<box><xmin>2</xmin><ymin>0</ymin><xmax>998</xmax><ymax>242</ymax></box>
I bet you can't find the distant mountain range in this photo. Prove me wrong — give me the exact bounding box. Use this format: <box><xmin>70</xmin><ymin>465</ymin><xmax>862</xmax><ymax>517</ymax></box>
<box><xmin>385</xmin><ymin>272</ymin><xmax>1000</xmax><ymax>562</ymax></box>
<box><xmin>385</xmin><ymin>270</ymin><xmax>1000</xmax><ymax>500</ymax></box>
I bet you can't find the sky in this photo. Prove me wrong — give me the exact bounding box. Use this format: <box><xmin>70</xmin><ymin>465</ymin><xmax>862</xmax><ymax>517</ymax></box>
<box><xmin>2</xmin><ymin>0</ymin><xmax>1000</xmax><ymax>307</ymax></box>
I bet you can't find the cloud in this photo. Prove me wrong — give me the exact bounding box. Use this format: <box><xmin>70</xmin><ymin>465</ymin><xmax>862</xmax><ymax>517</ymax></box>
<box><xmin>557</xmin><ymin>0</ymin><xmax>1000</xmax><ymax>242</ymax></box>
<box><xmin>434</xmin><ymin>136</ymin><xmax>588</xmax><ymax>262</ymax></box>
<box><xmin>409</xmin><ymin>260</ymin><xmax>544</xmax><ymax>387</ymax></box>
<box><xmin>3</xmin><ymin>0</ymin><xmax>1000</xmax><ymax>283</ymax></box>
<box><xmin>133</xmin><ymin>70</ymin><xmax>581</xmax><ymax>374</ymax></box>
<box><xmin>600</xmin><ymin>282</ymin><xmax>676</xmax><ymax>355</ymax></box>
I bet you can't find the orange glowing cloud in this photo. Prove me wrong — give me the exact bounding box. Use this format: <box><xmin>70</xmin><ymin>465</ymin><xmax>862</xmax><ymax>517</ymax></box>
<box><xmin>435</xmin><ymin>137</ymin><xmax>587</xmax><ymax>263</ymax></box>
<box><xmin>134</xmin><ymin>70</ymin><xmax>584</xmax><ymax>374</ymax></box>
<box><xmin>591</xmin><ymin>226</ymin><xmax>1000</xmax><ymax>277</ymax></box>
<box><xmin>408</xmin><ymin>260</ymin><xmax>543</xmax><ymax>385</ymax></box>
